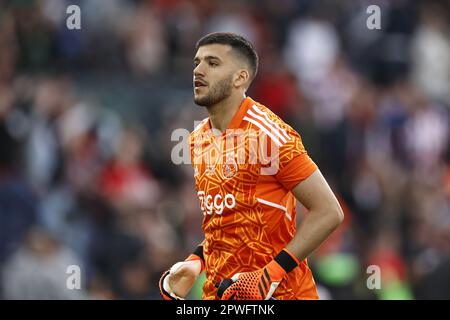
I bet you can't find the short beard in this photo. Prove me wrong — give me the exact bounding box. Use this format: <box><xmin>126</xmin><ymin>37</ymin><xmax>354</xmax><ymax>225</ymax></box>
<box><xmin>194</xmin><ymin>75</ymin><xmax>233</xmax><ymax>107</ymax></box>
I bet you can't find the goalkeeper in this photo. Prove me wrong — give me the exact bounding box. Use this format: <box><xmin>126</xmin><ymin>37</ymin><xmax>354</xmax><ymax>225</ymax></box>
<box><xmin>160</xmin><ymin>32</ymin><xmax>344</xmax><ymax>300</ymax></box>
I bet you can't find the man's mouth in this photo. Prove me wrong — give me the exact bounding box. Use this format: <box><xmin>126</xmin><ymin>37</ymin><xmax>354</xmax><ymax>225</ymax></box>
<box><xmin>194</xmin><ymin>80</ymin><xmax>207</xmax><ymax>88</ymax></box>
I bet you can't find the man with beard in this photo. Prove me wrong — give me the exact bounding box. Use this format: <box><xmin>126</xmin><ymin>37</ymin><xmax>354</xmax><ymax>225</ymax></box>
<box><xmin>159</xmin><ymin>32</ymin><xmax>344</xmax><ymax>300</ymax></box>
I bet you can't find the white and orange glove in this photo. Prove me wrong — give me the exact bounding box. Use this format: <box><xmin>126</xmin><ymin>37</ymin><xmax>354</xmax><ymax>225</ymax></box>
<box><xmin>217</xmin><ymin>249</ymin><xmax>299</xmax><ymax>300</ymax></box>
<box><xmin>159</xmin><ymin>246</ymin><xmax>205</xmax><ymax>300</ymax></box>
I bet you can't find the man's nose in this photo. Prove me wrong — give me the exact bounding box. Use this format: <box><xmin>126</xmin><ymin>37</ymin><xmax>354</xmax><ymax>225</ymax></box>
<box><xmin>194</xmin><ymin>63</ymin><xmax>205</xmax><ymax>77</ymax></box>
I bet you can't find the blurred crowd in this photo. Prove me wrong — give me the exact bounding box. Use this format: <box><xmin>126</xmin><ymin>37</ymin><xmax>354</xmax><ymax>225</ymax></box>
<box><xmin>0</xmin><ymin>0</ymin><xmax>449</xmax><ymax>299</ymax></box>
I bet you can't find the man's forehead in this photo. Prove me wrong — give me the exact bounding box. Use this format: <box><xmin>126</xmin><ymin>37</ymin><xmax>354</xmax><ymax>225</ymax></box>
<box><xmin>195</xmin><ymin>44</ymin><xmax>232</xmax><ymax>60</ymax></box>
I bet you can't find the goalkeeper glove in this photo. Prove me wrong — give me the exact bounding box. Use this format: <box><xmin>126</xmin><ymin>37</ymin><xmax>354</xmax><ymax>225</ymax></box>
<box><xmin>217</xmin><ymin>248</ymin><xmax>299</xmax><ymax>300</ymax></box>
<box><xmin>159</xmin><ymin>245</ymin><xmax>205</xmax><ymax>300</ymax></box>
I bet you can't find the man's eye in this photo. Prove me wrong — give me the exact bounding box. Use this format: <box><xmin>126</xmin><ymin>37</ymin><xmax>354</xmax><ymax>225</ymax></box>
<box><xmin>210</xmin><ymin>62</ymin><xmax>218</xmax><ymax>67</ymax></box>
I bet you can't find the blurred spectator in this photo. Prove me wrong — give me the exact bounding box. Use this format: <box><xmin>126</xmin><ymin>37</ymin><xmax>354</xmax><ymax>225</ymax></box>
<box><xmin>121</xmin><ymin>1</ymin><xmax>168</xmax><ymax>76</ymax></box>
<box><xmin>204</xmin><ymin>1</ymin><xmax>259</xmax><ymax>47</ymax></box>
<box><xmin>284</xmin><ymin>14</ymin><xmax>340</xmax><ymax>92</ymax></box>
<box><xmin>25</xmin><ymin>76</ymin><xmax>71</xmax><ymax>193</ymax></box>
<box><xmin>367</xmin><ymin>230</ymin><xmax>414</xmax><ymax>300</ymax></box>
<box><xmin>0</xmin><ymin>84</ymin><xmax>37</xmax><ymax>296</ymax></box>
<box><xmin>411</xmin><ymin>2</ymin><xmax>450</xmax><ymax>104</ymax></box>
<box><xmin>251</xmin><ymin>49</ymin><xmax>301</xmax><ymax>118</ymax></box>
<box><xmin>2</xmin><ymin>227</ymin><xmax>86</xmax><ymax>299</ymax></box>
<box><xmin>98</xmin><ymin>125</ymin><xmax>160</xmax><ymax>213</ymax></box>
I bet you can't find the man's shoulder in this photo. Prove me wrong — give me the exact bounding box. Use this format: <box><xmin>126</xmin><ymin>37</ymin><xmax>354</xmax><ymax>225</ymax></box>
<box><xmin>244</xmin><ymin>101</ymin><xmax>295</xmax><ymax>130</ymax></box>
<box><xmin>243</xmin><ymin>100</ymin><xmax>298</xmax><ymax>146</ymax></box>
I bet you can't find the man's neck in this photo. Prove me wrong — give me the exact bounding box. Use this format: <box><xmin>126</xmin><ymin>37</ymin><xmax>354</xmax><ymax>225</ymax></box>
<box><xmin>207</xmin><ymin>94</ymin><xmax>246</xmax><ymax>133</ymax></box>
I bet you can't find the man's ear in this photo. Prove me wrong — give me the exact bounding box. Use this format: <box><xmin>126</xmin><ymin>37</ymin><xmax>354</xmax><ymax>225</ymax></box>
<box><xmin>233</xmin><ymin>69</ymin><xmax>250</xmax><ymax>88</ymax></box>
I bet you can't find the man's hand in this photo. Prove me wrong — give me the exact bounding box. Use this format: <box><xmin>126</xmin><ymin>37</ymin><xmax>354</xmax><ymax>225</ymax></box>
<box><xmin>217</xmin><ymin>249</ymin><xmax>299</xmax><ymax>300</ymax></box>
<box><xmin>159</xmin><ymin>246</ymin><xmax>205</xmax><ymax>300</ymax></box>
<box><xmin>167</xmin><ymin>260</ymin><xmax>202</xmax><ymax>298</ymax></box>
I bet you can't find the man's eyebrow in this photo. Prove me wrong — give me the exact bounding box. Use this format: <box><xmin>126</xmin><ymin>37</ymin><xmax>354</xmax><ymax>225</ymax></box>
<box><xmin>194</xmin><ymin>55</ymin><xmax>222</xmax><ymax>63</ymax></box>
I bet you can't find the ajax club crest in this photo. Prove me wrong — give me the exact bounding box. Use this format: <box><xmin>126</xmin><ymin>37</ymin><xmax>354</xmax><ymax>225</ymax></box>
<box><xmin>222</xmin><ymin>153</ymin><xmax>238</xmax><ymax>179</ymax></box>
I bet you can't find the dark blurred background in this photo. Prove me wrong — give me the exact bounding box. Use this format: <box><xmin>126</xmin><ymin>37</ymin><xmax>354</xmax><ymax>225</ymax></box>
<box><xmin>0</xmin><ymin>0</ymin><xmax>449</xmax><ymax>299</ymax></box>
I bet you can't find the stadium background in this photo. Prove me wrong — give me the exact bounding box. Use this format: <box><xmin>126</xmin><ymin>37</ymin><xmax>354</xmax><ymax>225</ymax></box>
<box><xmin>0</xmin><ymin>0</ymin><xmax>449</xmax><ymax>299</ymax></box>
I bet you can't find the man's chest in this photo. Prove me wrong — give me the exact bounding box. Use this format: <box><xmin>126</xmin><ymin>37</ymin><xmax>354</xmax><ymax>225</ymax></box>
<box><xmin>192</xmin><ymin>131</ymin><xmax>261</xmax><ymax>186</ymax></box>
<box><xmin>191</xmin><ymin>131</ymin><xmax>262</xmax><ymax>215</ymax></box>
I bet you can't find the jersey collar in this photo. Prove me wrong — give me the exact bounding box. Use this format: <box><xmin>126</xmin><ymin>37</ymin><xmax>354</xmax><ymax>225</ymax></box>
<box><xmin>228</xmin><ymin>96</ymin><xmax>254</xmax><ymax>129</ymax></box>
<box><xmin>206</xmin><ymin>96</ymin><xmax>254</xmax><ymax>132</ymax></box>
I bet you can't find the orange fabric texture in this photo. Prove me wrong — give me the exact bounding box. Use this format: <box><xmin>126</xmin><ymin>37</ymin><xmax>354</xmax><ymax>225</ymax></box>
<box><xmin>189</xmin><ymin>96</ymin><xmax>318</xmax><ymax>300</ymax></box>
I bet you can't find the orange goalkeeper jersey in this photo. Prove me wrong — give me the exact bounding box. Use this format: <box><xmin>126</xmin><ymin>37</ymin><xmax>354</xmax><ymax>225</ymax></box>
<box><xmin>189</xmin><ymin>96</ymin><xmax>319</xmax><ymax>300</ymax></box>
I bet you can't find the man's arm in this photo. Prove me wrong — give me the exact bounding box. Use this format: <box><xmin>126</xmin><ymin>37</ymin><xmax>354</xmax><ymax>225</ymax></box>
<box><xmin>218</xmin><ymin>169</ymin><xmax>344</xmax><ymax>300</ymax></box>
<box><xmin>286</xmin><ymin>169</ymin><xmax>344</xmax><ymax>261</ymax></box>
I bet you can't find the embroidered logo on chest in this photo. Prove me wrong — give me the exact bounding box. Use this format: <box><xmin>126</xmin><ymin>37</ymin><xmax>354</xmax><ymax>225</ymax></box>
<box><xmin>222</xmin><ymin>153</ymin><xmax>238</xmax><ymax>179</ymax></box>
